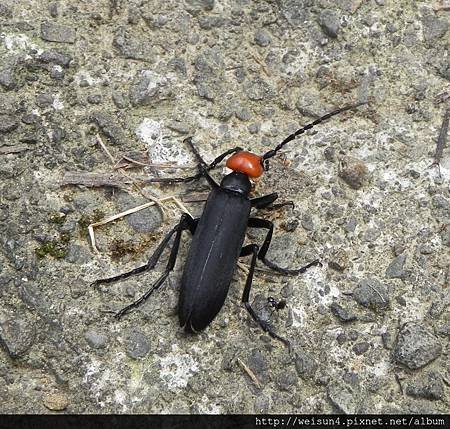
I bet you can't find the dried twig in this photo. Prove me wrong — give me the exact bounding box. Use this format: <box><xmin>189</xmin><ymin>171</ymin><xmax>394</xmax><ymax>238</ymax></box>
<box><xmin>88</xmin><ymin>196</ymin><xmax>193</xmax><ymax>252</ymax></box>
<box><xmin>61</xmin><ymin>172</ymin><xmax>133</xmax><ymax>188</ymax></box>
<box><xmin>433</xmin><ymin>2</ymin><xmax>450</xmax><ymax>11</ymax></box>
<box><xmin>434</xmin><ymin>90</ymin><xmax>450</xmax><ymax>105</ymax></box>
<box><xmin>0</xmin><ymin>144</ymin><xmax>32</xmax><ymax>154</ymax></box>
<box><xmin>96</xmin><ymin>134</ymin><xmax>115</xmax><ymax>164</ymax></box>
<box><xmin>237</xmin><ymin>358</ymin><xmax>262</xmax><ymax>389</ymax></box>
<box><xmin>431</xmin><ymin>108</ymin><xmax>450</xmax><ymax>172</ymax></box>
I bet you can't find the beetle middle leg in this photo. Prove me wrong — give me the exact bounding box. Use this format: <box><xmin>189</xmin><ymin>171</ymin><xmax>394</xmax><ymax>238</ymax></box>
<box><xmin>251</xmin><ymin>192</ymin><xmax>294</xmax><ymax>211</ymax></box>
<box><xmin>91</xmin><ymin>213</ymin><xmax>198</xmax><ymax>319</ymax></box>
<box><xmin>247</xmin><ymin>217</ymin><xmax>321</xmax><ymax>274</ymax></box>
<box><xmin>240</xmin><ymin>244</ymin><xmax>291</xmax><ymax>348</ymax></box>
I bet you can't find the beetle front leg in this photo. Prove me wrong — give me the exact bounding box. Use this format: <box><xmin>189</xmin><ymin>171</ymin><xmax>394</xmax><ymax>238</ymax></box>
<box><xmin>240</xmin><ymin>244</ymin><xmax>291</xmax><ymax>348</ymax></box>
<box><xmin>146</xmin><ymin>137</ymin><xmax>242</xmax><ymax>187</ymax></box>
<box><xmin>247</xmin><ymin>217</ymin><xmax>321</xmax><ymax>274</ymax></box>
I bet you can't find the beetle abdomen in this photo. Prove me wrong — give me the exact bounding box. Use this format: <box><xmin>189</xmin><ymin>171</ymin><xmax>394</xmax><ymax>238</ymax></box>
<box><xmin>179</xmin><ymin>188</ymin><xmax>251</xmax><ymax>332</ymax></box>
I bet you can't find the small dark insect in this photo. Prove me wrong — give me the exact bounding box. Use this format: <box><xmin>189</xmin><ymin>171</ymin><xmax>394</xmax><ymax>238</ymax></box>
<box><xmin>267</xmin><ymin>296</ymin><xmax>287</xmax><ymax>312</ymax></box>
<box><xmin>92</xmin><ymin>102</ymin><xmax>364</xmax><ymax>349</ymax></box>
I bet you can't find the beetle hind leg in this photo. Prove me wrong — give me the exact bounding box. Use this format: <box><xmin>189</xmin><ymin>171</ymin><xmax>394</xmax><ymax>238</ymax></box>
<box><xmin>92</xmin><ymin>213</ymin><xmax>198</xmax><ymax>318</ymax></box>
<box><xmin>240</xmin><ymin>244</ymin><xmax>291</xmax><ymax>349</ymax></box>
<box><xmin>248</xmin><ymin>217</ymin><xmax>321</xmax><ymax>274</ymax></box>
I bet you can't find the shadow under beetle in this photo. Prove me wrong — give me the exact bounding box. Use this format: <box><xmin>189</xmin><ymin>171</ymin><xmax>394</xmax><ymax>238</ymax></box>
<box><xmin>92</xmin><ymin>103</ymin><xmax>363</xmax><ymax>348</ymax></box>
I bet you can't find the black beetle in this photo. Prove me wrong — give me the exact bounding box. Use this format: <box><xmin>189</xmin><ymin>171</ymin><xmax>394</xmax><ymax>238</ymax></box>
<box><xmin>92</xmin><ymin>103</ymin><xmax>363</xmax><ymax>347</ymax></box>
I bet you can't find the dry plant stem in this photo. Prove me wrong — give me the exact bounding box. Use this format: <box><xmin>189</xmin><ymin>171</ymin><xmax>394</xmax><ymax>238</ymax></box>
<box><xmin>432</xmin><ymin>108</ymin><xmax>450</xmax><ymax>170</ymax></box>
<box><xmin>88</xmin><ymin>196</ymin><xmax>193</xmax><ymax>252</ymax></box>
<box><xmin>61</xmin><ymin>172</ymin><xmax>132</xmax><ymax>188</ymax></box>
<box><xmin>96</xmin><ymin>134</ymin><xmax>115</xmax><ymax>164</ymax></box>
<box><xmin>0</xmin><ymin>144</ymin><xmax>32</xmax><ymax>155</ymax></box>
<box><xmin>237</xmin><ymin>358</ymin><xmax>262</xmax><ymax>389</ymax></box>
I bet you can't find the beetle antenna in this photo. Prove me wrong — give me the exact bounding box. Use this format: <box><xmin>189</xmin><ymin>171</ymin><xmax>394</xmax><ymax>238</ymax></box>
<box><xmin>262</xmin><ymin>101</ymin><xmax>366</xmax><ymax>161</ymax></box>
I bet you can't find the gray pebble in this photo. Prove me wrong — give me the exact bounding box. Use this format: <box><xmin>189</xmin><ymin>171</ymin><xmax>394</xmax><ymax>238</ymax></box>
<box><xmin>353</xmin><ymin>342</ymin><xmax>370</xmax><ymax>355</ymax></box>
<box><xmin>328</xmin><ymin>249</ymin><xmax>349</xmax><ymax>272</ymax></box>
<box><xmin>441</xmin><ymin>227</ymin><xmax>450</xmax><ymax>246</ymax></box>
<box><xmin>87</xmin><ymin>94</ymin><xmax>102</xmax><ymax>105</ymax></box>
<box><xmin>65</xmin><ymin>244</ymin><xmax>91</xmax><ymax>264</ymax></box>
<box><xmin>124</xmin><ymin>330</ymin><xmax>150</xmax><ymax>359</ymax></box>
<box><xmin>115</xmin><ymin>191</ymin><xmax>163</xmax><ymax>233</ymax></box>
<box><xmin>185</xmin><ymin>0</ymin><xmax>215</xmax><ymax>15</ymax></box>
<box><xmin>344</xmin><ymin>217</ymin><xmax>357</xmax><ymax>233</ymax></box>
<box><xmin>0</xmin><ymin>115</ymin><xmax>18</xmax><ymax>133</ymax></box>
<box><xmin>40</xmin><ymin>22</ymin><xmax>76</xmax><ymax>44</ymax></box>
<box><xmin>39</xmin><ymin>50</ymin><xmax>72</xmax><ymax>67</ymax></box>
<box><xmin>328</xmin><ymin>381</ymin><xmax>360</xmax><ymax>414</ymax></box>
<box><xmin>254</xmin><ymin>395</ymin><xmax>270</xmax><ymax>413</ymax></box>
<box><xmin>319</xmin><ymin>10</ymin><xmax>340</xmax><ymax>38</ymax></box>
<box><xmin>431</xmin><ymin>195</ymin><xmax>450</xmax><ymax>211</ymax></box>
<box><xmin>247</xmin><ymin>349</ymin><xmax>269</xmax><ymax>383</ymax></box>
<box><xmin>294</xmin><ymin>351</ymin><xmax>318</xmax><ymax>380</ymax></box>
<box><xmin>194</xmin><ymin>50</ymin><xmax>225</xmax><ymax>101</ymax></box>
<box><xmin>301</xmin><ymin>214</ymin><xmax>314</xmax><ymax>231</ymax></box>
<box><xmin>330</xmin><ymin>302</ymin><xmax>357</xmax><ymax>322</ymax></box>
<box><xmin>244</xmin><ymin>77</ymin><xmax>274</xmax><ymax>101</ymax></box>
<box><xmin>91</xmin><ymin>111</ymin><xmax>126</xmax><ymax>146</ymax></box>
<box><xmin>85</xmin><ymin>330</ymin><xmax>108</xmax><ymax>349</ymax></box>
<box><xmin>254</xmin><ymin>29</ymin><xmax>271</xmax><ymax>47</ymax></box>
<box><xmin>111</xmin><ymin>91</ymin><xmax>128</xmax><ymax>109</ymax></box>
<box><xmin>281</xmin><ymin>1</ymin><xmax>309</xmax><ymax>27</ymax></box>
<box><xmin>49</xmin><ymin>66</ymin><xmax>64</xmax><ymax>80</ymax></box>
<box><xmin>0</xmin><ymin>3</ymin><xmax>12</xmax><ymax>17</ymax></box>
<box><xmin>339</xmin><ymin>157</ymin><xmax>368</xmax><ymax>190</ymax></box>
<box><xmin>385</xmin><ymin>254</ymin><xmax>407</xmax><ymax>279</ymax></box>
<box><xmin>394</xmin><ymin>322</ymin><xmax>442</xmax><ymax>370</ymax></box>
<box><xmin>405</xmin><ymin>371</ymin><xmax>444</xmax><ymax>401</ymax></box>
<box><xmin>0</xmin><ymin>68</ymin><xmax>16</xmax><ymax>90</ymax></box>
<box><xmin>421</xmin><ymin>15</ymin><xmax>449</xmax><ymax>44</ymax></box>
<box><xmin>113</xmin><ymin>27</ymin><xmax>153</xmax><ymax>61</ymax></box>
<box><xmin>353</xmin><ymin>278</ymin><xmax>390</xmax><ymax>311</ymax></box>
<box><xmin>0</xmin><ymin>315</ymin><xmax>36</xmax><ymax>358</ymax></box>
<box><xmin>276</xmin><ymin>369</ymin><xmax>297</xmax><ymax>391</ymax></box>
<box><xmin>36</xmin><ymin>93</ymin><xmax>54</xmax><ymax>108</ymax></box>
<box><xmin>48</xmin><ymin>2</ymin><xmax>58</xmax><ymax>17</ymax></box>
<box><xmin>324</xmin><ymin>146</ymin><xmax>335</xmax><ymax>162</ymax></box>
<box><xmin>166</xmin><ymin>120</ymin><xmax>189</xmax><ymax>135</ymax></box>
<box><xmin>129</xmin><ymin>70</ymin><xmax>171</xmax><ymax>106</ymax></box>
<box><xmin>363</xmin><ymin>227</ymin><xmax>381</xmax><ymax>243</ymax></box>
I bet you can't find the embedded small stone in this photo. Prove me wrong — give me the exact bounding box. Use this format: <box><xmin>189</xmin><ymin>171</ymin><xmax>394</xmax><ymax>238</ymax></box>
<box><xmin>394</xmin><ymin>322</ymin><xmax>442</xmax><ymax>370</ymax></box>
<box><xmin>41</xmin><ymin>22</ymin><xmax>76</xmax><ymax>44</ymax></box>
<box><xmin>43</xmin><ymin>393</ymin><xmax>69</xmax><ymax>411</ymax></box>
<box><xmin>385</xmin><ymin>254</ymin><xmax>407</xmax><ymax>279</ymax></box>
<box><xmin>339</xmin><ymin>158</ymin><xmax>368</xmax><ymax>189</ymax></box>
<box><xmin>353</xmin><ymin>278</ymin><xmax>390</xmax><ymax>311</ymax></box>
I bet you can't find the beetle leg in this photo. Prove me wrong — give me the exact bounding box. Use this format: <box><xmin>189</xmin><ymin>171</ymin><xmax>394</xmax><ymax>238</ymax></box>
<box><xmin>91</xmin><ymin>214</ymin><xmax>198</xmax><ymax>314</ymax></box>
<box><xmin>240</xmin><ymin>244</ymin><xmax>291</xmax><ymax>348</ymax></box>
<box><xmin>145</xmin><ymin>138</ymin><xmax>242</xmax><ymax>186</ymax></box>
<box><xmin>251</xmin><ymin>193</ymin><xmax>294</xmax><ymax>211</ymax></box>
<box><xmin>113</xmin><ymin>213</ymin><xmax>198</xmax><ymax>319</ymax></box>
<box><xmin>247</xmin><ymin>217</ymin><xmax>321</xmax><ymax>274</ymax></box>
<box><xmin>251</xmin><ymin>192</ymin><xmax>278</xmax><ymax>208</ymax></box>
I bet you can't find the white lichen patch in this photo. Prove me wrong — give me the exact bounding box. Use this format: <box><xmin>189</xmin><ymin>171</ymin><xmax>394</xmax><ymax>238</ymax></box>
<box><xmin>1</xmin><ymin>33</ymin><xmax>43</xmax><ymax>56</ymax></box>
<box><xmin>52</xmin><ymin>93</ymin><xmax>64</xmax><ymax>110</ymax></box>
<box><xmin>158</xmin><ymin>345</ymin><xmax>199</xmax><ymax>391</ymax></box>
<box><xmin>136</xmin><ymin>118</ymin><xmax>191</xmax><ymax>165</ymax></box>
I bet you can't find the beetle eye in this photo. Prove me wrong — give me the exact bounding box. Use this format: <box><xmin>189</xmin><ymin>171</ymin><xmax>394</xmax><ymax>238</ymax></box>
<box><xmin>263</xmin><ymin>159</ymin><xmax>270</xmax><ymax>171</ymax></box>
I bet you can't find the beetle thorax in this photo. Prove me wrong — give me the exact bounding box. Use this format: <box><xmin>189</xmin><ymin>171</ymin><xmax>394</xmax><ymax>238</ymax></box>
<box><xmin>220</xmin><ymin>172</ymin><xmax>251</xmax><ymax>196</ymax></box>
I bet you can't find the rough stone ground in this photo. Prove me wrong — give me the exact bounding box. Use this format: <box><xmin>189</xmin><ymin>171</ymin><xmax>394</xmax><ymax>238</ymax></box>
<box><xmin>0</xmin><ymin>0</ymin><xmax>449</xmax><ymax>415</ymax></box>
